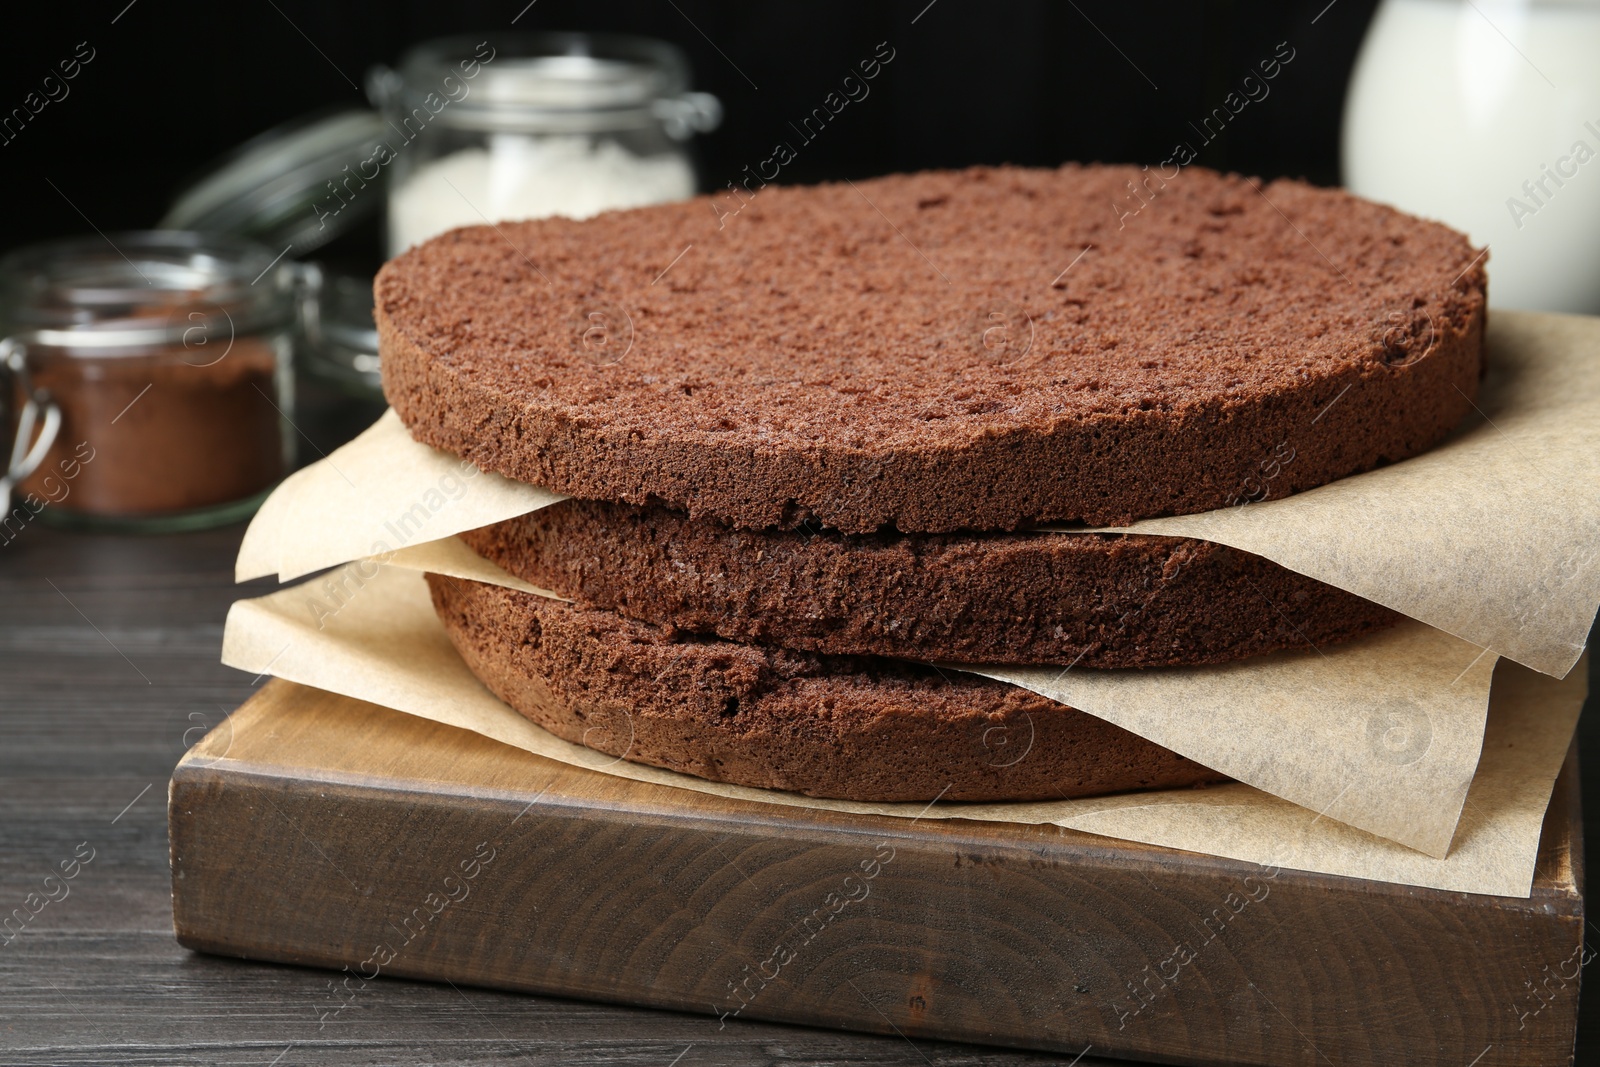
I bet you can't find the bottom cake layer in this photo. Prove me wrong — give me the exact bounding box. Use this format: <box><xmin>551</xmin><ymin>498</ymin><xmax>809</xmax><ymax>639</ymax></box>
<box><xmin>426</xmin><ymin>573</ymin><xmax>1227</xmax><ymax>803</ymax></box>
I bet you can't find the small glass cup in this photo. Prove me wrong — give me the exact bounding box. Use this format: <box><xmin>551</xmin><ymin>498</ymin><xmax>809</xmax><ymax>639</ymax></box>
<box><xmin>0</xmin><ymin>231</ymin><xmax>297</xmax><ymax>532</ymax></box>
<box><xmin>299</xmin><ymin>265</ymin><xmax>382</xmax><ymax>397</ymax></box>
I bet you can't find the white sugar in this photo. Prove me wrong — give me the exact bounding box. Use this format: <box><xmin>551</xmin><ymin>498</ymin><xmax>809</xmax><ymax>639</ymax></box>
<box><xmin>389</xmin><ymin>134</ymin><xmax>696</xmax><ymax>255</ymax></box>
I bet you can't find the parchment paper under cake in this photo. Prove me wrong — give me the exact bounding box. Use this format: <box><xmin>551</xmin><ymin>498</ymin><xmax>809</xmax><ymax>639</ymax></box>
<box><xmin>220</xmin><ymin>564</ymin><xmax>1584</xmax><ymax>898</ymax></box>
<box><xmin>373</xmin><ymin>534</ymin><xmax>1495</xmax><ymax>857</ymax></box>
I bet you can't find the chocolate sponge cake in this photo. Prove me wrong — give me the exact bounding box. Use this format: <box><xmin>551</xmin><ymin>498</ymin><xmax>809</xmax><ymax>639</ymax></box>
<box><xmin>427</xmin><ymin>573</ymin><xmax>1228</xmax><ymax>802</ymax></box>
<box><xmin>378</xmin><ymin>163</ymin><xmax>1486</xmax><ymax>534</ymax></box>
<box><xmin>462</xmin><ymin>501</ymin><xmax>1399</xmax><ymax>668</ymax></box>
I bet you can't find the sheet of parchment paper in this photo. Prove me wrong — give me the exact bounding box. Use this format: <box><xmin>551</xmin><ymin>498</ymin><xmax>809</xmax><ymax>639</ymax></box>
<box><xmin>235</xmin><ymin>409</ymin><xmax>565</xmax><ymax>583</ymax></box>
<box><xmin>377</xmin><ymin>537</ymin><xmax>1495</xmax><ymax>857</ymax></box>
<box><xmin>219</xmin><ymin>565</ymin><xmax>1585</xmax><ymax>898</ymax></box>
<box><xmin>235</xmin><ymin>311</ymin><xmax>1598</xmax><ymax>678</ymax></box>
<box><xmin>970</xmin><ymin>628</ymin><xmax>1494</xmax><ymax>858</ymax></box>
<box><xmin>1078</xmin><ymin>311</ymin><xmax>1600</xmax><ymax>678</ymax></box>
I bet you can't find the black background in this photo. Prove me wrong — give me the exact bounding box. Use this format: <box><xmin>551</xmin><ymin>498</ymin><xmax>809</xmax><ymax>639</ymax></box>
<box><xmin>0</xmin><ymin>0</ymin><xmax>1377</xmax><ymax>261</ymax></box>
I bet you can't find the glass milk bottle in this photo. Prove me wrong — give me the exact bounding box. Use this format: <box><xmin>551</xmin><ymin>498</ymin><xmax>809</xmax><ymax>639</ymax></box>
<box><xmin>1343</xmin><ymin>0</ymin><xmax>1600</xmax><ymax>313</ymax></box>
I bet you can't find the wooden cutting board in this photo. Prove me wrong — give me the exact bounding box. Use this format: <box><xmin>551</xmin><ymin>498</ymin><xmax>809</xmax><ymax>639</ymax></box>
<box><xmin>169</xmin><ymin>679</ymin><xmax>1584</xmax><ymax>1067</ymax></box>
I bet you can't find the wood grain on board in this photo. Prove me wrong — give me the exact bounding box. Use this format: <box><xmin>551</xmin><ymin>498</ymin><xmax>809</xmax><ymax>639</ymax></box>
<box><xmin>172</xmin><ymin>679</ymin><xmax>1585</xmax><ymax>1067</ymax></box>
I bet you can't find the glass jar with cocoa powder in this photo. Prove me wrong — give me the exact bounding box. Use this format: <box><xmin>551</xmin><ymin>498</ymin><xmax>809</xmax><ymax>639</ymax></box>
<box><xmin>0</xmin><ymin>232</ymin><xmax>295</xmax><ymax>531</ymax></box>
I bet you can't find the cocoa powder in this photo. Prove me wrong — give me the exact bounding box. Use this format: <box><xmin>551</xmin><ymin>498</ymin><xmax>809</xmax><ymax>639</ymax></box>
<box><xmin>22</xmin><ymin>337</ymin><xmax>285</xmax><ymax>516</ymax></box>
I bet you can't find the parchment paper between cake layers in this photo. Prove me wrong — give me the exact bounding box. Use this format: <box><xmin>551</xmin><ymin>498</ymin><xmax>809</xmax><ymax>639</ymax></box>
<box><xmin>1073</xmin><ymin>309</ymin><xmax>1600</xmax><ymax>680</ymax></box>
<box><xmin>219</xmin><ymin>564</ymin><xmax>1585</xmax><ymax>898</ymax></box>
<box><xmin>375</xmin><ymin>533</ymin><xmax>1495</xmax><ymax>857</ymax></box>
<box><xmin>235</xmin><ymin>309</ymin><xmax>1600</xmax><ymax>680</ymax></box>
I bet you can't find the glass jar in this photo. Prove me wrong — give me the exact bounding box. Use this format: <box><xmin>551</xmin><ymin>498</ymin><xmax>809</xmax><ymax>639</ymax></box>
<box><xmin>369</xmin><ymin>32</ymin><xmax>721</xmax><ymax>256</ymax></box>
<box><xmin>1343</xmin><ymin>0</ymin><xmax>1600</xmax><ymax>313</ymax></box>
<box><xmin>297</xmin><ymin>265</ymin><xmax>382</xmax><ymax>397</ymax></box>
<box><xmin>0</xmin><ymin>232</ymin><xmax>296</xmax><ymax>531</ymax></box>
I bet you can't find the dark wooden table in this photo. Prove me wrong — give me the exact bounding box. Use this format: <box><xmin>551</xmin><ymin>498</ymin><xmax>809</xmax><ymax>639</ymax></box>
<box><xmin>2</xmin><ymin>502</ymin><xmax>1595</xmax><ymax>1063</ymax></box>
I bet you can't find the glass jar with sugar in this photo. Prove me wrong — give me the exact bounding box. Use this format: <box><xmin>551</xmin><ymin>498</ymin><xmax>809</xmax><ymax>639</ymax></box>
<box><xmin>369</xmin><ymin>32</ymin><xmax>721</xmax><ymax>257</ymax></box>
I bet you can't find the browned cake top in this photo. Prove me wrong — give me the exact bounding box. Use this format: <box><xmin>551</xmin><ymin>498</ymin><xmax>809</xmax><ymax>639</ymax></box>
<box><xmin>378</xmin><ymin>164</ymin><xmax>1486</xmax><ymax>532</ymax></box>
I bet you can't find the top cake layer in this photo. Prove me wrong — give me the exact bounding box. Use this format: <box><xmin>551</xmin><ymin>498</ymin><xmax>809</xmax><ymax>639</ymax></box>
<box><xmin>377</xmin><ymin>164</ymin><xmax>1486</xmax><ymax>533</ymax></box>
